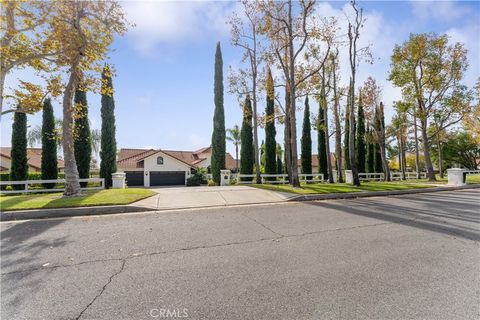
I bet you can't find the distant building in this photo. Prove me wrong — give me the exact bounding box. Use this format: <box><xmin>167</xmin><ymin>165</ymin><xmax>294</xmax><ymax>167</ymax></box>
<box><xmin>297</xmin><ymin>153</ymin><xmax>339</xmax><ymax>172</ymax></box>
<box><xmin>0</xmin><ymin>147</ymin><xmax>65</xmax><ymax>173</ymax></box>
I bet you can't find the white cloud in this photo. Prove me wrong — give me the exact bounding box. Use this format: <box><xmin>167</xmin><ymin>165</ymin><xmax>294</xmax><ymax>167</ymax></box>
<box><xmin>122</xmin><ymin>1</ymin><xmax>233</xmax><ymax>55</ymax></box>
<box><xmin>314</xmin><ymin>3</ymin><xmax>401</xmax><ymax>117</ymax></box>
<box><xmin>446</xmin><ymin>23</ymin><xmax>480</xmax><ymax>86</ymax></box>
<box><xmin>410</xmin><ymin>1</ymin><xmax>470</xmax><ymax>22</ymax></box>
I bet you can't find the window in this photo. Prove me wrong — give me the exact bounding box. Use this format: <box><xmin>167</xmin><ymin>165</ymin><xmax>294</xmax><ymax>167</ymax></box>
<box><xmin>157</xmin><ymin>156</ymin><xmax>164</xmax><ymax>165</ymax></box>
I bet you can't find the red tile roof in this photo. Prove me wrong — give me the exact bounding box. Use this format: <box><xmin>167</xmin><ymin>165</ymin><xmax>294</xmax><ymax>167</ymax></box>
<box><xmin>117</xmin><ymin>146</ymin><xmax>237</xmax><ymax>170</ymax></box>
<box><xmin>0</xmin><ymin>147</ymin><xmax>65</xmax><ymax>170</ymax></box>
<box><xmin>117</xmin><ymin>148</ymin><xmax>158</xmax><ymax>169</ymax></box>
<box><xmin>298</xmin><ymin>154</ymin><xmax>338</xmax><ymax>168</ymax></box>
<box><xmin>225</xmin><ymin>153</ymin><xmax>237</xmax><ymax>170</ymax></box>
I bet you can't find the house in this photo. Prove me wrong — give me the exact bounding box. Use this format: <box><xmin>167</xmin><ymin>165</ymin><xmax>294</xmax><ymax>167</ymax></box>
<box><xmin>0</xmin><ymin>147</ymin><xmax>65</xmax><ymax>173</ymax></box>
<box><xmin>297</xmin><ymin>153</ymin><xmax>338</xmax><ymax>173</ymax></box>
<box><xmin>116</xmin><ymin>146</ymin><xmax>237</xmax><ymax>187</ymax></box>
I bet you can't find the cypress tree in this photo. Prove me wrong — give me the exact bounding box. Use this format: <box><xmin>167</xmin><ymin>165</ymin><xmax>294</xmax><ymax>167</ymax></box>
<box><xmin>211</xmin><ymin>42</ymin><xmax>225</xmax><ymax>185</ymax></box>
<box><xmin>301</xmin><ymin>96</ymin><xmax>312</xmax><ymax>175</ymax></box>
<box><xmin>240</xmin><ymin>95</ymin><xmax>254</xmax><ymax>179</ymax></box>
<box><xmin>356</xmin><ymin>93</ymin><xmax>366</xmax><ymax>173</ymax></box>
<box><xmin>276</xmin><ymin>143</ymin><xmax>283</xmax><ymax>174</ymax></box>
<box><xmin>366</xmin><ymin>128</ymin><xmax>375</xmax><ymax>173</ymax></box>
<box><xmin>41</xmin><ymin>98</ymin><xmax>58</xmax><ymax>188</ymax></box>
<box><xmin>74</xmin><ymin>89</ymin><xmax>92</xmax><ymax>188</ymax></box>
<box><xmin>344</xmin><ymin>85</ymin><xmax>351</xmax><ymax>170</ymax></box>
<box><xmin>277</xmin><ymin>156</ymin><xmax>283</xmax><ymax>174</ymax></box>
<box><xmin>264</xmin><ymin>67</ymin><xmax>277</xmax><ymax>177</ymax></box>
<box><xmin>100</xmin><ymin>65</ymin><xmax>117</xmax><ymax>188</ymax></box>
<box><xmin>318</xmin><ymin>99</ymin><xmax>328</xmax><ymax>178</ymax></box>
<box><xmin>10</xmin><ymin>108</ymin><xmax>28</xmax><ymax>190</ymax></box>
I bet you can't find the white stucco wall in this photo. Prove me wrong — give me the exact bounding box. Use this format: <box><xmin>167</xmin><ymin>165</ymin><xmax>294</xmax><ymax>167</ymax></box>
<box><xmin>142</xmin><ymin>151</ymin><xmax>191</xmax><ymax>187</ymax></box>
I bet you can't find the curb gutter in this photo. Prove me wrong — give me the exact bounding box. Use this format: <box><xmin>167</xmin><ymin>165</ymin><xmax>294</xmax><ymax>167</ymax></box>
<box><xmin>1</xmin><ymin>205</ymin><xmax>156</xmax><ymax>222</ymax></box>
<box><xmin>288</xmin><ymin>184</ymin><xmax>480</xmax><ymax>202</ymax></box>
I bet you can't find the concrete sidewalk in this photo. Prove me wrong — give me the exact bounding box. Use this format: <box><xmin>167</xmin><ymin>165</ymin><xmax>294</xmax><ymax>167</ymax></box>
<box><xmin>132</xmin><ymin>185</ymin><xmax>296</xmax><ymax>210</ymax></box>
<box><xmin>2</xmin><ymin>184</ymin><xmax>478</xmax><ymax>221</ymax></box>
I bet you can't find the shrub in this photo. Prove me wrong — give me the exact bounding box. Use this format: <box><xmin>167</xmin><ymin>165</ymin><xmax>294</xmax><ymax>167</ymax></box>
<box><xmin>229</xmin><ymin>178</ymin><xmax>237</xmax><ymax>185</ymax></box>
<box><xmin>207</xmin><ymin>179</ymin><xmax>215</xmax><ymax>186</ymax></box>
<box><xmin>187</xmin><ymin>172</ymin><xmax>207</xmax><ymax>187</ymax></box>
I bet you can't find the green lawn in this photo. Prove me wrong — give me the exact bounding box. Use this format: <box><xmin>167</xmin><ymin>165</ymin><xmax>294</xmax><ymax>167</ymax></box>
<box><xmin>252</xmin><ymin>173</ymin><xmax>480</xmax><ymax>195</ymax></box>
<box><xmin>0</xmin><ymin>188</ymin><xmax>156</xmax><ymax>211</ymax></box>
<box><xmin>252</xmin><ymin>181</ymin><xmax>437</xmax><ymax>195</ymax></box>
<box><xmin>466</xmin><ymin>175</ymin><xmax>480</xmax><ymax>184</ymax></box>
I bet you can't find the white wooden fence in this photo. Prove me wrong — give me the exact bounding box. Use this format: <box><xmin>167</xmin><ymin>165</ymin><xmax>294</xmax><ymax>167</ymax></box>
<box><xmin>0</xmin><ymin>178</ymin><xmax>105</xmax><ymax>194</ymax></box>
<box><xmin>206</xmin><ymin>173</ymin><xmax>238</xmax><ymax>181</ymax></box>
<box><xmin>390</xmin><ymin>172</ymin><xmax>427</xmax><ymax>180</ymax></box>
<box><xmin>206</xmin><ymin>170</ymin><xmax>433</xmax><ymax>185</ymax></box>
<box><xmin>237</xmin><ymin>174</ymin><xmax>256</xmax><ymax>184</ymax></box>
<box><xmin>299</xmin><ymin>173</ymin><xmax>324</xmax><ymax>183</ymax></box>
<box><xmin>260</xmin><ymin>174</ymin><xmax>287</xmax><ymax>184</ymax></box>
<box><xmin>237</xmin><ymin>173</ymin><xmax>325</xmax><ymax>185</ymax></box>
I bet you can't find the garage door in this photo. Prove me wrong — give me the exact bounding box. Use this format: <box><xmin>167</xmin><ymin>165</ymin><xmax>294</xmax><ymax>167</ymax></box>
<box><xmin>150</xmin><ymin>171</ymin><xmax>185</xmax><ymax>186</ymax></box>
<box><xmin>125</xmin><ymin>171</ymin><xmax>144</xmax><ymax>186</ymax></box>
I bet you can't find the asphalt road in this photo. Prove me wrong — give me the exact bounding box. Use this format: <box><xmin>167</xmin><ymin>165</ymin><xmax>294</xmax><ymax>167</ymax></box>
<box><xmin>1</xmin><ymin>189</ymin><xmax>479</xmax><ymax>320</ymax></box>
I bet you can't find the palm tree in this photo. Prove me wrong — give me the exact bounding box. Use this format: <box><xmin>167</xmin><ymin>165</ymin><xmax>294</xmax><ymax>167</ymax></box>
<box><xmin>28</xmin><ymin>118</ymin><xmax>100</xmax><ymax>155</ymax></box>
<box><xmin>226</xmin><ymin>125</ymin><xmax>241</xmax><ymax>172</ymax></box>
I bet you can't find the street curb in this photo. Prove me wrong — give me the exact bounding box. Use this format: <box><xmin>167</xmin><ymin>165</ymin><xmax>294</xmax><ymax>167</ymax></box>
<box><xmin>1</xmin><ymin>184</ymin><xmax>478</xmax><ymax>222</ymax></box>
<box><xmin>0</xmin><ymin>205</ymin><xmax>156</xmax><ymax>221</ymax></box>
<box><xmin>288</xmin><ymin>184</ymin><xmax>480</xmax><ymax>202</ymax></box>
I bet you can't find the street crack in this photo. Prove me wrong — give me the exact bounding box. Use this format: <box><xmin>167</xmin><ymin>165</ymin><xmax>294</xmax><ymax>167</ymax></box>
<box><xmin>240</xmin><ymin>213</ymin><xmax>284</xmax><ymax>237</ymax></box>
<box><xmin>75</xmin><ymin>259</ymin><xmax>126</xmax><ymax>320</ymax></box>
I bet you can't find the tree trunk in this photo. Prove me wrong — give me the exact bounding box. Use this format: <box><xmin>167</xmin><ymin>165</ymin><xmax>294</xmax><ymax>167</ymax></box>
<box><xmin>252</xmin><ymin>74</ymin><xmax>261</xmax><ymax>184</ymax></box>
<box><xmin>379</xmin><ymin>140</ymin><xmax>391</xmax><ymax>181</ymax></box>
<box><xmin>420</xmin><ymin>119</ymin><xmax>436</xmax><ymax>181</ymax></box>
<box><xmin>0</xmin><ymin>2</ymin><xmax>15</xmax><ymax>118</ymax></box>
<box><xmin>0</xmin><ymin>70</ymin><xmax>5</xmax><ymax>120</ymax></box>
<box><xmin>284</xmin><ymin>85</ymin><xmax>292</xmax><ymax>182</ymax></box>
<box><xmin>438</xmin><ymin>140</ymin><xmax>443</xmax><ymax>179</ymax></box>
<box><xmin>397</xmin><ymin>136</ymin><xmax>403</xmax><ymax>179</ymax></box>
<box><xmin>413</xmin><ymin>113</ymin><xmax>421</xmax><ymax>179</ymax></box>
<box><xmin>62</xmin><ymin>60</ymin><xmax>82</xmax><ymax>196</ymax></box>
<box><xmin>348</xmin><ymin>79</ymin><xmax>360</xmax><ymax>186</ymax></box>
<box><xmin>331</xmin><ymin>52</ymin><xmax>343</xmax><ymax>182</ymax></box>
<box><xmin>287</xmin><ymin>0</ymin><xmax>299</xmax><ymax>188</ymax></box>
<box><xmin>402</xmin><ymin>140</ymin><xmax>407</xmax><ymax>178</ymax></box>
<box><xmin>400</xmin><ymin>135</ymin><xmax>406</xmax><ymax>180</ymax></box>
<box><xmin>333</xmin><ymin>98</ymin><xmax>343</xmax><ymax>182</ymax></box>
<box><xmin>288</xmin><ymin>88</ymin><xmax>299</xmax><ymax>187</ymax></box>
<box><xmin>324</xmin><ymin>90</ymin><xmax>333</xmax><ymax>183</ymax></box>
<box><xmin>235</xmin><ymin>144</ymin><xmax>238</xmax><ymax>172</ymax></box>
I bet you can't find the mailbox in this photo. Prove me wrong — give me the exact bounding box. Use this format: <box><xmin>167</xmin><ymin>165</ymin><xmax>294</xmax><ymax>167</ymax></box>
<box><xmin>220</xmin><ymin>169</ymin><xmax>231</xmax><ymax>186</ymax></box>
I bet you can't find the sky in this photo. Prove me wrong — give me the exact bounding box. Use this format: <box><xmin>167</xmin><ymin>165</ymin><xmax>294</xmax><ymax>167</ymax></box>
<box><xmin>1</xmin><ymin>0</ymin><xmax>479</xmax><ymax>159</ymax></box>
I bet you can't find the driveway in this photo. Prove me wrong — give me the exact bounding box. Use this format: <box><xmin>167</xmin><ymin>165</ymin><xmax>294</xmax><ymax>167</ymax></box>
<box><xmin>132</xmin><ymin>185</ymin><xmax>295</xmax><ymax>210</ymax></box>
